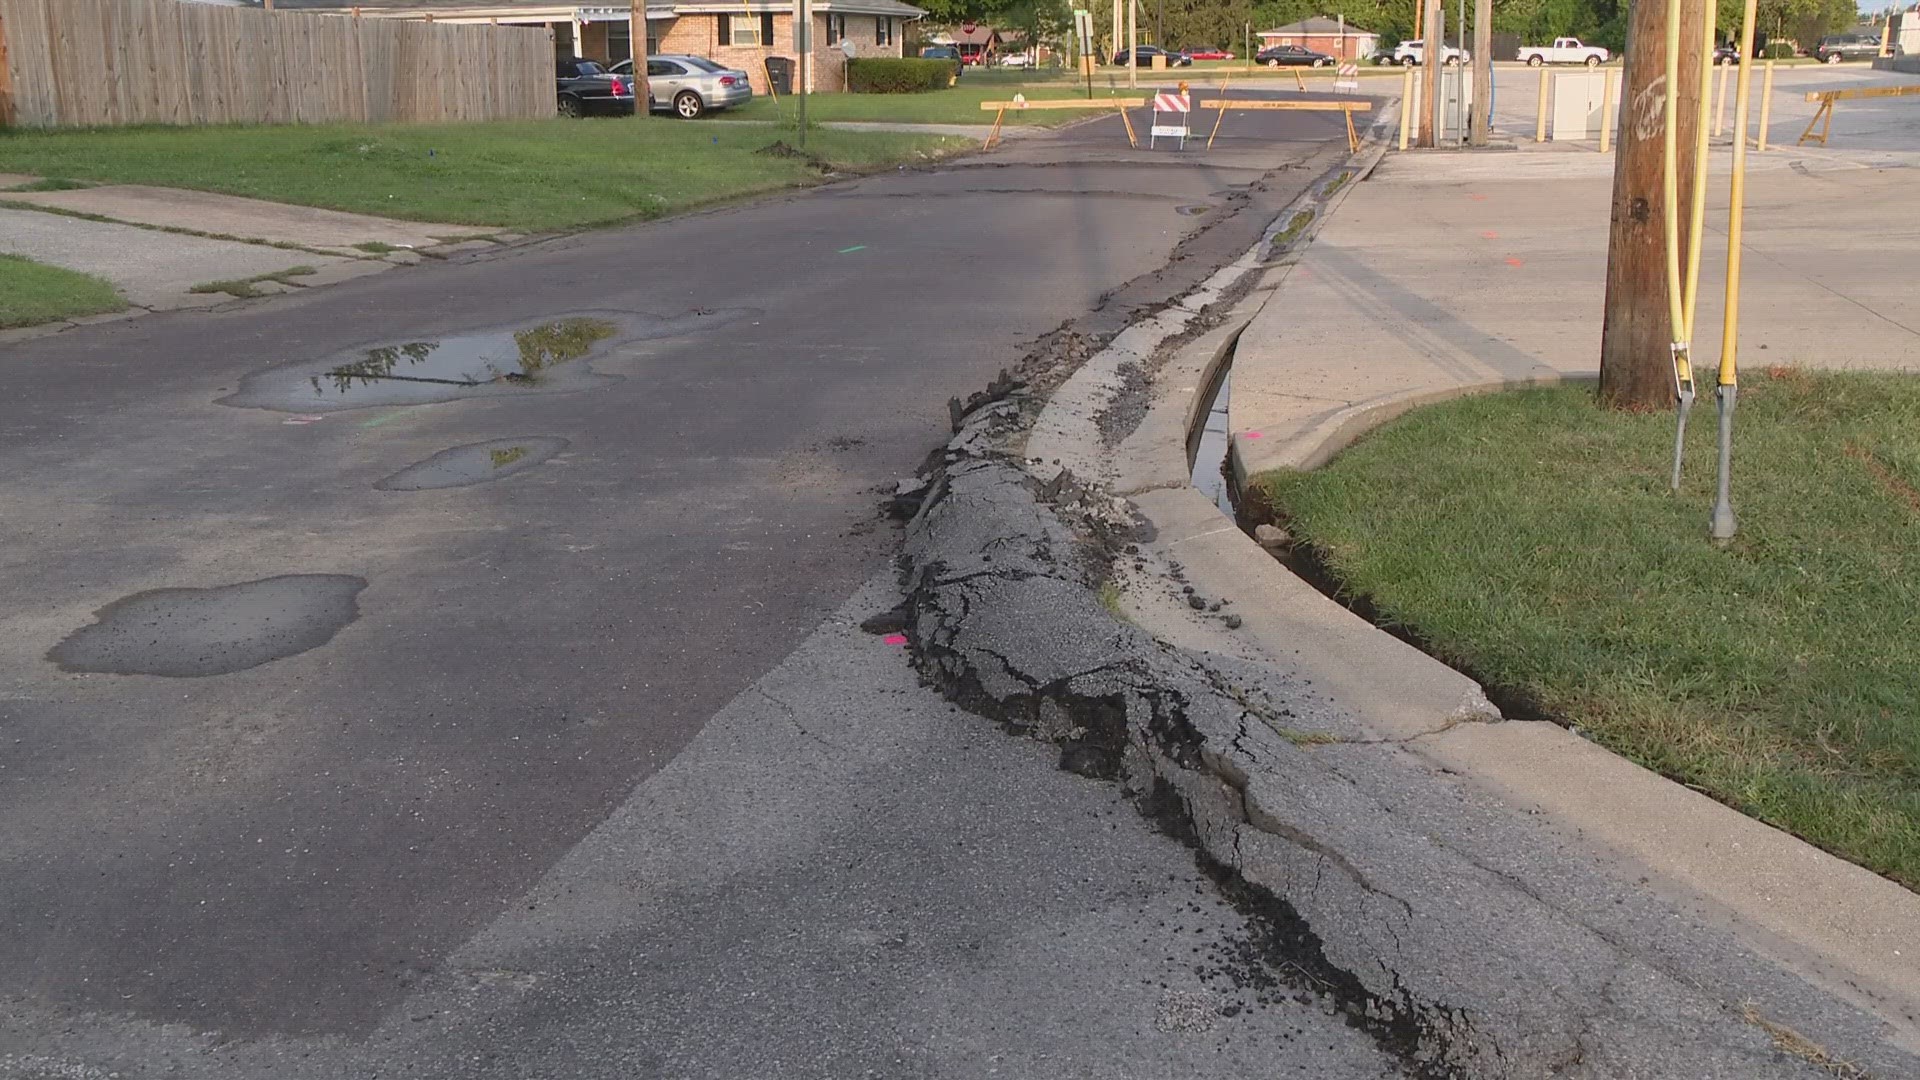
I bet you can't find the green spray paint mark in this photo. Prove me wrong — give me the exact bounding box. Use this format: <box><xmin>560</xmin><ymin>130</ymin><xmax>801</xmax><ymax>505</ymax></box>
<box><xmin>359</xmin><ymin>410</ymin><xmax>408</xmax><ymax>429</ymax></box>
<box><xmin>838</xmin><ymin>245</ymin><xmax>867</xmax><ymax>254</ymax></box>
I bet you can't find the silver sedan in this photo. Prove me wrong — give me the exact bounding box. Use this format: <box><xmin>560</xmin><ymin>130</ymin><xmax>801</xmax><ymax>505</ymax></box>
<box><xmin>611</xmin><ymin>55</ymin><xmax>754</xmax><ymax>118</ymax></box>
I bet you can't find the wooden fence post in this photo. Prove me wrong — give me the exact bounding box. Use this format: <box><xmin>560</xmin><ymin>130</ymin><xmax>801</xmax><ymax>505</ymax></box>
<box><xmin>0</xmin><ymin>10</ymin><xmax>14</xmax><ymax>128</ymax></box>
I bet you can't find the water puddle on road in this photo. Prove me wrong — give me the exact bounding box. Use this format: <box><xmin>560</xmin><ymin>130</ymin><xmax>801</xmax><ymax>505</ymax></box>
<box><xmin>1189</xmin><ymin>366</ymin><xmax>1234</xmax><ymax>515</ymax></box>
<box><xmin>219</xmin><ymin>308</ymin><xmax>754</xmax><ymax>413</ymax></box>
<box><xmin>47</xmin><ymin>574</ymin><xmax>367</xmax><ymax>678</ymax></box>
<box><xmin>375</xmin><ymin>436</ymin><xmax>569</xmax><ymax>491</ymax></box>
<box><xmin>1176</xmin><ymin>204</ymin><xmax>1215</xmax><ymax>217</ymax></box>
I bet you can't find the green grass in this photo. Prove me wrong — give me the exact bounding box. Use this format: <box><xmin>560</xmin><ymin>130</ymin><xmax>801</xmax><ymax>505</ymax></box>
<box><xmin>352</xmin><ymin>240</ymin><xmax>401</xmax><ymax>254</ymax></box>
<box><xmin>3</xmin><ymin>176</ymin><xmax>93</xmax><ymax>192</ymax></box>
<box><xmin>0</xmin><ymin>120</ymin><xmax>966</xmax><ymax>232</ymax></box>
<box><xmin>187</xmin><ymin>265</ymin><xmax>317</xmax><ymax>299</ymax></box>
<box><xmin>1254</xmin><ymin>371</ymin><xmax>1920</xmax><ymax>889</ymax></box>
<box><xmin>0</xmin><ymin>253</ymin><xmax>126</xmax><ymax>327</ymax></box>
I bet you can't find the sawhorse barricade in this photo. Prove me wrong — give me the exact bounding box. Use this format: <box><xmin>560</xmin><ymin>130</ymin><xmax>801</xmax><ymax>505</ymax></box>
<box><xmin>979</xmin><ymin>96</ymin><xmax>1147</xmax><ymax>149</ymax></box>
<box><xmin>1201</xmin><ymin>98</ymin><xmax>1374</xmax><ymax>152</ymax></box>
<box><xmin>1799</xmin><ymin>83</ymin><xmax>1920</xmax><ymax>146</ymax></box>
<box><xmin>1150</xmin><ymin>90</ymin><xmax>1192</xmax><ymax>149</ymax></box>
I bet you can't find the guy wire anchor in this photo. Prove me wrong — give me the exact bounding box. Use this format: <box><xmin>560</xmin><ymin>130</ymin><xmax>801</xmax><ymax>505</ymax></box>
<box><xmin>1669</xmin><ymin>342</ymin><xmax>1696</xmax><ymax>492</ymax></box>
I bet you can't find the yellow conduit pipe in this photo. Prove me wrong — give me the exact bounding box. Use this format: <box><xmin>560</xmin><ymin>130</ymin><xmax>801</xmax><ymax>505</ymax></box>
<box><xmin>1663</xmin><ymin>0</ymin><xmax>1717</xmax><ymax>491</ymax></box>
<box><xmin>1710</xmin><ymin>0</ymin><xmax>1761</xmax><ymax>541</ymax></box>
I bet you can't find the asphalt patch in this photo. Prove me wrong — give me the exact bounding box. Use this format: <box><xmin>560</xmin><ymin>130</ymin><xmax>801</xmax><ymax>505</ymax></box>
<box><xmin>47</xmin><ymin>574</ymin><xmax>367</xmax><ymax>677</ymax></box>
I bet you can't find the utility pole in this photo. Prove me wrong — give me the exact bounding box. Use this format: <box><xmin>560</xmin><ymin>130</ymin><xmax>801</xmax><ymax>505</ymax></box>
<box><xmin>631</xmin><ymin>0</ymin><xmax>650</xmax><ymax>118</ymax></box>
<box><xmin>796</xmin><ymin>0</ymin><xmax>809</xmax><ymax>148</ymax></box>
<box><xmin>1156</xmin><ymin>0</ymin><xmax>1163</xmax><ymax>47</ymax></box>
<box><xmin>1419</xmin><ymin>0</ymin><xmax>1442</xmax><ymax>146</ymax></box>
<box><xmin>1469</xmin><ymin>0</ymin><xmax>1491</xmax><ymax>144</ymax></box>
<box><xmin>1127</xmin><ymin>0</ymin><xmax>1137</xmax><ymax>88</ymax></box>
<box><xmin>1598</xmin><ymin>0</ymin><xmax>1712</xmax><ymax>410</ymax></box>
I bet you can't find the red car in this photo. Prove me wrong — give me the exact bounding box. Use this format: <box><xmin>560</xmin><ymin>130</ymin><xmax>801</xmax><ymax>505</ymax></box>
<box><xmin>1186</xmin><ymin>49</ymin><xmax>1234</xmax><ymax>61</ymax></box>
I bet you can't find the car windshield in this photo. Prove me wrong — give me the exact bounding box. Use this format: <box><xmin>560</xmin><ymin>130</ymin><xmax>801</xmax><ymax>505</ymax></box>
<box><xmin>682</xmin><ymin>57</ymin><xmax>729</xmax><ymax>72</ymax></box>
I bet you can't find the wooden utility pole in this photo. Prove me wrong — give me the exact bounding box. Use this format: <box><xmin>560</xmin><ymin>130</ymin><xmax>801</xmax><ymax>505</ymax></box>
<box><xmin>1598</xmin><ymin>0</ymin><xmax>1712</xmax><ymax>410</ymax></box>
<box><xmin>1419</xmin><ymin>0</ymin><xmax>1442</xmax><ymax>145</ymax></box>
<box><xmin>0</xmin><ymin>10</ymin><xmax>15</xmax><ymax>129</ymax></box>
<box><xmin>631</xmin><ymin>0</ymin><xmax>650</xmax><ymax>117</ymax></box>
<box><xmin>1469</xmin><ymin>0</ymin><xmax>1491</xmax><ymax>145</ymax></box>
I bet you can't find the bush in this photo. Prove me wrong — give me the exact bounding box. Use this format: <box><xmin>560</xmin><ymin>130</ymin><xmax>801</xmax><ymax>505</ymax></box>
<box><xmin>1763</xmin><ymin>42</ymin><xmax>1797</xmax><ymax>59</ymax></box>
<box><xmin>848</xmin><ymin>57</ymin><xmax>954</xmax><ymax>93</ymax></box>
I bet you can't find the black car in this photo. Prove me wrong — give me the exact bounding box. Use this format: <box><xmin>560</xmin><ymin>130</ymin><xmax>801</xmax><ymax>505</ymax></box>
<box><xmin>1713</xmin><ymin>44</ymin><xmax>1742</xmax><ymax>64</ymax></box>
<box><xmin>919</xmin><ymin>44</ymin><xmax>964</xmax><ymax>80</ymax></box>
<box><xmin>1111</xmin><ymin>45</ymin><xmax>1191</xmax><ymax>67</ymax></box>
<box><xmin>1256</xmin><ymin>44</ymin><xmax>1334</xmax><ymax>67</ymax></box>
<box><xmin>556</xmin><ymin>58</ymin><xmax>636</xmax><ymax>118</ymax></box>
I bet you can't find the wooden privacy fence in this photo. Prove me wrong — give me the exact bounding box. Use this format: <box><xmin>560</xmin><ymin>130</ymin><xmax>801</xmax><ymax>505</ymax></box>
<box><xmin>0</xmin><ymin>0</ymin><xmax>554</xmax><ymax>129</ymax></box>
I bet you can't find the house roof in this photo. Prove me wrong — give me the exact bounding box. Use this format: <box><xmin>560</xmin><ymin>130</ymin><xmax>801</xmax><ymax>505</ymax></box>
<box><xmin>1258</xmin><ymin>17</ymin><xmax>1375</xmax><ymax>36</ymax></box>
<box><xmin>282</xmin><ymin>1</ymin><xmax>925</xmax><ymax>18</ymax></box>
<box><xmin>948</xmin><ymin>23</ymin><xmax>998</xmax><ymax>45</ymax></box>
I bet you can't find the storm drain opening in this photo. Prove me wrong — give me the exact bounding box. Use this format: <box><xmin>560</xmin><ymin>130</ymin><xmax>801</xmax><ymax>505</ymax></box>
<box><xmin>1188</xmin><ymin>361</ymin><xmax>1234</xmax><ymax>517</ymax></box>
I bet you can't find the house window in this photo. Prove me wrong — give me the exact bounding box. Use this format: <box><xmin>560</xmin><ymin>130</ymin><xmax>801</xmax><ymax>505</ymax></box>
<box><xmin>876</xmin><ymin>16</ymin><xmax>892</xmax><ymax>45</ymax></box>
<box><xmin>827</xmin><ymin>13</ymin><xmax>847</xmax><ymax>42</ymax></box>
<box><xmin>719</xmin><ymin>12</ymin><xmax>763</xmax><ymax>47</ymax></box>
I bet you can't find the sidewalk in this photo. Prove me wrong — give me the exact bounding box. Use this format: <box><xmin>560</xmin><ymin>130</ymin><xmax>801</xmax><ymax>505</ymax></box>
<box><xmin>1212</xmin><ymin>144</ymin><xmax>1920</xmax><ymax>1043</ymax></box>
<box><xmin>0</xmin><ymin>179</ymin><xmax>515</xmax><ymax>335</ymax></box>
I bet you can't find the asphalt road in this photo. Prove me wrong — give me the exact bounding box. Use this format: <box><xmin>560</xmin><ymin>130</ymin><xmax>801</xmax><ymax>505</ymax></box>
<box><xmin>0</xmin><ymin>104</ymin><xmax>1370</xmax><ymax>1075</ymax></box>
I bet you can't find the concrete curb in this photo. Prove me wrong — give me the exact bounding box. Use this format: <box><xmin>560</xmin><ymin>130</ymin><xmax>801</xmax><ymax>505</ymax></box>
<box><xmin>1150</xmin><ymin>193</ymin><xmax>1920</xmax><ymax>1048</ymax></box>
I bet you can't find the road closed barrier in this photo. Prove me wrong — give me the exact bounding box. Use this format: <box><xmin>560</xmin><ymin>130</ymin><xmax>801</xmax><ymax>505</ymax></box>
<box><xmin>1202</xmin><ymin>97</ymin><xmax>1374</xmax><ymax>152</ymax></box>
<box><xmin>1150</xmin><ymin>89</ymin><xmax>1192</xmax><ymax>149</ymax></box>
<box><xmin>978</xmin><ymin>95</ymin><xmax>1148</xmax><ymax>149</ymax></box>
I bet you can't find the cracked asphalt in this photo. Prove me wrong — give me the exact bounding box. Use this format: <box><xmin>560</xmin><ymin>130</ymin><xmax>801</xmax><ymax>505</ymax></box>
<box><xmin>0</xmin><ymin>105</ymin><xmax>1379</xmax><ymax>1074</ymax></box>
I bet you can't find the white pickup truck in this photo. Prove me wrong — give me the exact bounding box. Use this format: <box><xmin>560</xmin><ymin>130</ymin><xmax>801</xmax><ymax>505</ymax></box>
<box><xmin>1516</xmin><ymin>38</ymin><xmax>1610</xmax><ymax>66</ymax></box>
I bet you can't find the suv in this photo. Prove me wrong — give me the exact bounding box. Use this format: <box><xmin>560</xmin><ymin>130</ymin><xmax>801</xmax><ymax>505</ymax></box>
<box><xmin>919</xmin><ymin>44</ymin><xmax>964</xmax><ymax>80</ymax></box>
<box><xmin>1814</xmin><ymin>34</ymin><xmax>1879</xmax><ymax>63</ymax></box>
<box><xmin>1394</xmin><ymin>39</ymin><xmax>1469</xmax><ymax>65</ymax></box>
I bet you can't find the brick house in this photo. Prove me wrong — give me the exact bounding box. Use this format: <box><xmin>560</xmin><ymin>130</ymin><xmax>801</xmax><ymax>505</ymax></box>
<box><xmin>283</xmin><ymin>1</ymin><xmax>925</xmax><ymax>93</ymax></box>
<box><xmin>1256</xmin><ymin>17</ymin><xmax>1379</xmax><ymax>60</ymax></box>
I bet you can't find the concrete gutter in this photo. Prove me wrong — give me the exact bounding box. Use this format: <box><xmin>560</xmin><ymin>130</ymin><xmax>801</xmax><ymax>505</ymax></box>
<box><xmin>1137</xmin><ymin>163</ymin><xmax>1920</xmax><ymax>1050</ymax></box>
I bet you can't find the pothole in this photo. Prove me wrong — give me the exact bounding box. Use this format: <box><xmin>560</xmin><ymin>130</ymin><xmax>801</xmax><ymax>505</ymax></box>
<box><xmin>48</xmin><ymin>575</ymin><xmax>367</xmax><ymax>677</ymax></box>
<box><xmin>375</xmin><ymin>436</ymin><xmax>569</xmax><ymax>491</ymax></box>
<box><xmin>218</xmin><ymin>308</ymin><xmax>753</xmax><ymax>412</ymax></box>
<box><xmin>1176</xmin><ymin>204</ymin><xmax>1215</xmax><ymax>217</ymax></box>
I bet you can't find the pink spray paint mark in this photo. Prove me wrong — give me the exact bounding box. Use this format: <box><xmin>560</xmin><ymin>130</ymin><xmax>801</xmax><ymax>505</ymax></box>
<box><xmin>883</xmin><ymin>634</ymin><xmax>909</xmax><ymax>647</ymax></box>
<box><xmin>1243</xmin><ymin>431</ymin><xmax>1264</xmax><ymax>440</ymax></box>
<box><xmin>1480</xmin><ymin>230</ymin><xmax>1499</xmax><ymax>239</ymax></box>
<box><xmin>1505</xmin><ymin>257</ymin><xmax>1526</xmax><ymax>268</ymax></box>
<box><xmin>1468</xmin><ymin>193</ymin><xmax>1488</xmax><ymax>201</ymax></box>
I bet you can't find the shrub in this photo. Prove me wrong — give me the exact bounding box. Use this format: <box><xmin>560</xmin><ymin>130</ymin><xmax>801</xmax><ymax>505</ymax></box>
<box><xmin>1763</xmin><ymin>42</ymin><xmax>1797</xmax><ymax>59</ymax></box>
<box><xmin>848</xmin><ymin>57</ymin><xmax>953</xmax><ymax>93</ymax></box>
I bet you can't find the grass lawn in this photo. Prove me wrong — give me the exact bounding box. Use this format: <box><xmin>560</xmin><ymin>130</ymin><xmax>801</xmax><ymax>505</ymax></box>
<box><xmin>0</xmin><ymin>254</ymin><xmax>125</xmax><ymax>328</ymax></box>
<box><xmin>0</xmin><ymin>120</ymin><xmax>965</xmax><ymax>232</ymax></box>
<box><xmin>1254</xmin><ymin>370</ymin><xmax>1920</xmax><ymax>889</ymax></box>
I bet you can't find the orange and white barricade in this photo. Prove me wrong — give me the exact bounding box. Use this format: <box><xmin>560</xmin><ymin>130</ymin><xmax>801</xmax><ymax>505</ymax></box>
<box><xmin>1150</xmin><ymin>87</ymin><xmax>1191</xmax><ymax>149</ymax></box>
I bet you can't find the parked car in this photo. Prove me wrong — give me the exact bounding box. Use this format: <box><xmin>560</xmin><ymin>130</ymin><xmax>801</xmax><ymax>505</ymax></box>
<box><xmin>609</xmin><ymin>55</ymin><xmax>752</xmax><ymax>118</ymax></box>
<box><xmin>1393</xmin><ymin>39</ymin><xmax>1468</xmax><ymax>65</ymax></box>
<box><xmin>1186</xmin><ymin>48</ymin><xmax>1234</xmax><ymax>61</ymax></box>
<box><xmin>1815</xmin><ymin>34</ymin><xmax>1880</xmax><ymax>63</ymax></box>
<box><xmin>1516</xmin><ymin>37</ymin><xmax>1609</xmax><ymax>66</ymax></box>
<box><xmin>556</xmin><ymin>58</ymin><xmax>634</xmax><ymax>118</ymax></box>
<box><xmin>1111</xmin><ymin>44</ymin><xmax>1191</xmax><ymax>66</ymax></box>
<box><xmin>998</xmin><ymin>52</ymin><xmax>1034</xmax><ymax>68</ymax></box>
<box><xmin>1713</xmin><ymin>44</ymin><xmax>1743</xmax><ymax>65</ymax></box>
<box><xmin>919</xmin><ymin>44</ymin><xmax>964</xmax><ymax>80</ymax></box>
<box><xmin>1256</xmin><ymin>44</ymin><xmax>1334</xmax><ymax>67</ymax></box>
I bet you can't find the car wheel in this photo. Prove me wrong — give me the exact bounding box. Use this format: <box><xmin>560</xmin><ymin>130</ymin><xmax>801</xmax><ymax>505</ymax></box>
<box><xmin>1399</xmin><ymin>56</ymin><xmax>1415</xmax><ymax>66</ymax></box>
<box><xmin>674</xmin><ymin>91</ymin><xmax>705</xmax><ymax>119</ymax></box>
<box><xmin>1825</xmin><ymin>53</ymin><xmax>1842</xmax><ymax>64</ymax></box>
<box><xmin>1445</xmin><ymin>56</ymin><xmax>1460</xmax><ymax>66</ymax></box>
<box><xmin>1526</xmin><ymin>55</ymin><xmax>1543</xmax><ymax>67</ymax></box>
<box><xmin>1585</xmin><ymin>55</ymin><xmax>1601</xmax><ymax>67</ymax></box>
<box><xmin>557</xmin><ymin>95</ymin><xmax>582</xmax><ymax>118</ymax></box>
<box><xmin>1312</xmin><ymin>57</ymin><xmax>1327</xmax><ymax>67</ymax></box>
<box><xmin>1266</xmin><ymin>58</ymin><xmax>1280</xmax><ymax>67</ymax></box>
